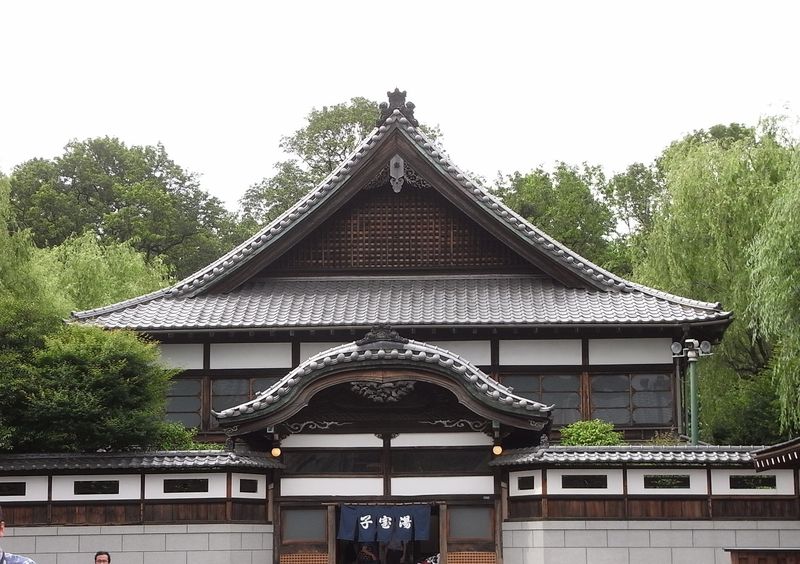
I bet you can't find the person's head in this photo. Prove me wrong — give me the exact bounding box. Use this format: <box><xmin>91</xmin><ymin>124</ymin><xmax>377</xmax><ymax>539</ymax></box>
<box><xmin>94</xmin><ymin>551</ymin><xmax>111</xmax><ymax>563</ymax></box>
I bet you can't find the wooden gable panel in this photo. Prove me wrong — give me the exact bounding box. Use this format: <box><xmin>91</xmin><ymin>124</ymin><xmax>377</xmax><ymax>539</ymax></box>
<box><xmin>264</xmin><ymin>184</ymin><xmax>536</xmax><ymax>274</ymax></box>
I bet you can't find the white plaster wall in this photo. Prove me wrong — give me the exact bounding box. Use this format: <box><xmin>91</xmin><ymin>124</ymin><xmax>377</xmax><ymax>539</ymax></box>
<box><xmin>711</xmin><ymin>469</ymin><xmax>795</xmax><ymax>496</ymax></box>
<box><xmin>144</xmin><ymin>473</ymin><xmax>227</xmax><ymax>500</ymax></box>
<box><xmin>588</xmin><ymin>338</ymin><xmax>673</xmax><ymax>365</ymax></box>
<box><xmin>391</xmin><ymin>432</ymin><xmax>492</xmax><ymax>447</ymax></box>
<box><xmin>51</xmin><ymin>475</ymin><xmax>141</xmax><ymax>501</ymax></box>
<box><xmin>280</xmin><ymin>477</ymin><xmax>383</xmax><ymax>496</ymax></box>
<box><xmin>501</xmin><ymin>520</ymin><xmax>800</xmax><ymax>564</ymax></box>
<box><xmin>2</xmin><ymin>523</ymin><xmax>273</xmax><ymax>564</ymax></box>
<box><xmin>231</xmin><ymin>473</ymin><xmax>267</xmax><ymax>499</ymax></box>
<box><xmin>547</xmin><ymin>469</ymin><xmax>624</xmax><ymax>496</ymax></box>
<box><xmin>509</xmin><ymin>470</ymin><xmax>543</xmax><ymax>496</ymax></box>
<box><xmin>0</xmin><ymin>475</ymin><xmax>48</xmax><ymax>502</ymax></box>
<box><xmin>627</xmin><ymin>468</ymin><xmax>708</xmax><ymax>496</ymax></box>
<box><xmin>499</xmin><ymin>339</ymin><xmax>582</xmax><ymax>365</ymax></box>
<box><xmin>209</xmin><ymin>343</ymin><xmax>292</xmax><ymax>369</ymax></box>
<box><xmin>299</xmin><ymin>342</ymin><xmax>345</xmax><ymax>362</ymax></box>
<box><xmin>281</xmin><ymin>433</ymin><xmax>383</xmax><ymax>448</ymax></box>
<box><xmin>428</xmin><ymin>341</ymin><xmax>492</xmax><ymax>365</ymax></box>
<box><xmin>158</xmin><ymin>343</ymin><xmax>204</xmax><ymax>370</ymax></box>
<box><xmin>391</xmin><ymin>476</ymin><xmax>494</xmax><ymax>496</ymax></box>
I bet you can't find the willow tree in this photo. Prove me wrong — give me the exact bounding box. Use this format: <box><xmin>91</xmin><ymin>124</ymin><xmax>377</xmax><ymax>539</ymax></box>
<box><xmin>636</xmin><ymin>121</ymin><xmax>797</xmax><ymax>442</ymax></box>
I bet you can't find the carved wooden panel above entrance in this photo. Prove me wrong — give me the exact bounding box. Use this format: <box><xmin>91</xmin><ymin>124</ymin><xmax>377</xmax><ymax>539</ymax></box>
<box><xmin>264</xmin><ymin>177</ymin><xmax>534</xmax><ymax>274</ymax></box>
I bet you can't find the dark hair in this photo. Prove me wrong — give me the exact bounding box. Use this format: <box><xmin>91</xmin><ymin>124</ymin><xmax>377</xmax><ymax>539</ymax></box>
<box><xmin>94</xmin><ymin>551</ymin><xmax>111</xmax><ymax>562</ymax></box>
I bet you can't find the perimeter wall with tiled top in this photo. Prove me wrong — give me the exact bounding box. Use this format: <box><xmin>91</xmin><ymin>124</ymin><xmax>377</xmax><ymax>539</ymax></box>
<box><xmin>1</xmin><ymin>523</ymin><xmax>273</xmax><ymax>564</ymax></box>
<box><xmin>502</xmin><ymin>520</ymin><xmax>800</xmax><ymax>564</ymax></box>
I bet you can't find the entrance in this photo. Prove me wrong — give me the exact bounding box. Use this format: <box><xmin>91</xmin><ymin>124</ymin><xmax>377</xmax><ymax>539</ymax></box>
<box><xmin>335</xmin><ymin>505</ymin><xmax>440</xmax><ymax>564</ymax></box>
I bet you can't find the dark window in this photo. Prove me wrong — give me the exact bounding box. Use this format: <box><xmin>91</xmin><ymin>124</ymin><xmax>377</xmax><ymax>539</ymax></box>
<box><xmin>502</xmin><ymin>374</ymin><xmax>581</xmax><ymax>426</ymax></box>
<box><xmin>239</xmin><ymin>479</ymin><xmax>259</xmax><ymax>493</ymax></box>
<box><xmin>590</xmin><ymin>373</ymin><xmax>672</xmax><ymax>426</ymax></box>
<box><xmin>284</xmin><ymin>450</ymin><xmax>383</xmax><ymax>475</ymax></box>
<box><xmin>448</xmin><ymin>506</ymin><xmax>493</xmax><ymax>540</ymax></box>
<box><xmin>517</xmin><ymin>476</ymin><xmax>536</xmax><ymax>491</ymax></box>
<box><xmin>391</xmin><ymin>448</ymin><xmax>490</xmax><ymax>474</ymax></box>
<box><xmin>643</xmin><ymin>474</ymin><xmax>691</xmax><ymax>489</ymax></box>
<box><xmin>210</xmin><ymin>376</ymin><xmax>281</xmax><ymax>429</ymax></box>
<box><xmin>283</xmin><ymin>508</ymin><xmax>326</xmax><ymax>542</ymax></box>
<box><xmin>163</xmin><ymin>478</ymin><xmax>209</xmax><ymax>493</ymax></box>
<box><xmin>0</xmin><ymin>482</ymin><xmax>27</xmax><ymax>496</ymax></box>
<box><xmin>729</xmin><ymin>475</ymin><xmax>777</xmax><ymax>490</ymax></box>
<box><xmin>166</xmin><ymin>378</ymin><xmax>201</xmax><ymax>428</ymax></box>
<box><xmin>74</xmin><ymin>480</ymin><xmax>120</xmax><ymax>495</ymax></box>
<box><xmin>561</xmin><ymin>474</ymin><xmax>608</xmax><ymax>489</ymax></box>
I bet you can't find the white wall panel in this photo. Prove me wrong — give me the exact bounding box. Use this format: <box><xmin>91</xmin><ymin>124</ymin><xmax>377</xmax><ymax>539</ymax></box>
<box><xmin>391</xmin><ymin>432</ymin><xmax>492</xmax><ymax>447</ymax></box>
<box><xmin>158</xmin><ymin>343</ymin><xmax>204</xmax><ymax>370</ymax></box>
<box><xmin>231</xmin><ymin>473</ymin><xmax>267</xmax><ymax>499</ymax></box>
<box><xmin>209</xmin><ymin>343</ymin><xmax>292</xmax><ymax>369</ymax></box>
<box><xmin>627</xmin><ymin>468</ymin><xmax>708</xmax><ymax>495</ymax></box>
<box><xmin>144</xmin><ymin>473</ymin><xmax>227</xmax><ymax>499</ymax></box>
<box><xmin>588</xmin><ymin>338</ymin><xmax>672</xmax><ymax>365</ymax></box>
<box><xmin>52</xmin><ymin>474</ymin><xmax>140</xmax><ymax>501</ymax></box>
<box><xmin>547</xmin><ymin>469</ymin><xmax>624</xmax><ymax>496</ymax></box>
<box><xmin>300</xmin><ymin>342</ymin><xmax>344</xmax><ymax>362</ymax></box>
<box><xmin>281</xmin><ymin>433</ymin><xmax>383</xmax><ymax>448</ymax></box>
<box><xmin>280</xmin><ymin>477</ymin><xmax>383</xmax><ymax>496</ymax></box>
<box><xmin>428</xmin><ymin>341</ymin><xmax>491</xmax><ymax>365</ymax></box>
<box><xmin>499</xmin><ymin>340</ymin><xmax>582</xmax><ymax>365</ymax></box>
<box><xmin>711</xmin><ymin>469</ymin><xmax>795</xmax><ymax>495</ymax></box>
<box><xmin>509</xmin><ymin>470</ymin><xmax>543</xmax><ymax>496</ymax></box>
<box><xmin>391</xmin><ymin>476</ymin><xmax>493</xmax><ymax>496</ymax></box>
<box><xmin>0</xmin><ymin>476</ymin><xmax>49</xmax><ymax>502</ymax></box>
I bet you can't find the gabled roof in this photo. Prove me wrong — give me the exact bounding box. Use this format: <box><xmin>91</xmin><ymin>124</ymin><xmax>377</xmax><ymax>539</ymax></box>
<box><xmin>73</xmin><ymin>90</ymin><xmax>731</xmax><ymax>330</ymax></box>
<box><xmin>490</xmin><ymin>445</ymin><xmax>758</xmax><ymax>467</ymax></box>
<box><xmin>752</xmin><ymin>437</ymin><xmax>800</xmax><ymax>470</ymax></box>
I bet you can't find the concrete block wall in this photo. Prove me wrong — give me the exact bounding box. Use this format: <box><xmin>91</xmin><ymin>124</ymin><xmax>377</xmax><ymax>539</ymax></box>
<box><xmin>2</xmin><ymin>523</ymin><xmax>273</xmax><ymax>564</ymax></box>
<box><xmin>502</xmin><ymin>520</ymin><xmax>800</xmax><ymax>564</ymax></box>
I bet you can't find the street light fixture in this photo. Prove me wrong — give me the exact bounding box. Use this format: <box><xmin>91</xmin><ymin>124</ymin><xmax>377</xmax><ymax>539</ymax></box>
<box><xmin>671</xmin><ymin>339</ymin><xmax>713</xmax><ymax>445</ymax></box>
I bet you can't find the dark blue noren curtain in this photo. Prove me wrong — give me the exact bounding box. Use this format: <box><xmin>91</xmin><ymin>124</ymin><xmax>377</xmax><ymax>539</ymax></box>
<box><xmin>336</xmin><ymin>505</ymin><xmax>431</xmax><ymax>541</ymax></box>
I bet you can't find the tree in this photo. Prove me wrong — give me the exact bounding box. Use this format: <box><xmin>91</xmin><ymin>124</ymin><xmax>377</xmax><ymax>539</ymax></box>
<box><xmin>0</xmin><ymin>181</ymin><xmax>195</xmax><ymax>453</ymax></box>
<box><xmin>9</xmin><ymin>137</ymin><xmax>241</xmax><ymax>278</ymax></box>
<box><xmin>559</xmin><ymin>419</ymin><xmax>624</xmax><ymax>446</ymax></box>
<box><xmin>635</xmin><ymin>120</ymin><xmax>796</xmax><ymax>442</ymax></box>
<box><xmin>496</xmin><ymin>163</ymin><xmax>615</xmax><ymax>266</ymax></box>
<box><xmin>748</xmin><ymin>141</ymin><xmax>800</xmax><ymax>432</ymax></box>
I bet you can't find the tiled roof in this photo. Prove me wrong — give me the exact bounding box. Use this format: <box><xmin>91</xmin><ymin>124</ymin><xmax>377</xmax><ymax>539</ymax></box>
<box><xmin>0</xmin><ymin>450</ymin><xmax>282</xmax><ymax>472</ymax></box>
<box><xmin>214</xmin><ymin>334</ymin><xmax>552</xmax><ymax>424</ymax></box>
<box><xmin>73</xmin><ymin>100</ymin><xmax>728</xmax><ymax>328</ymax></box>
<box><xmin>752</xmin><ymin>436</ymin><xmax>800</xmax><ymax>470</ymax></box>
<box><xmin>490</xmin><ymin>445</ymin><xmax>758</xmax><ymax>467</ymax></box>
<box><xmin>75</xmin><ymin>275</ymin><xmax>729</xmax><ymax>331</ymax></box>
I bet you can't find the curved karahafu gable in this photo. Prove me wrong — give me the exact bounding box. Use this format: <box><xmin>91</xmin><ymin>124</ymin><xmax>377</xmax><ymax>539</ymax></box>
<box><xmin>213</xmin><ymin>327</ymin><xmax>553</xmax><ymax>433</ymax></box>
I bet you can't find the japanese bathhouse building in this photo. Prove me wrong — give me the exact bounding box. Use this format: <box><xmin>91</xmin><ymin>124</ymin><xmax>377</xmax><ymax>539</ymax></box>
<box><xmin>1</xmin><ymin>91</ymin><xmax>798</xmax><ymax>564</ymax></box>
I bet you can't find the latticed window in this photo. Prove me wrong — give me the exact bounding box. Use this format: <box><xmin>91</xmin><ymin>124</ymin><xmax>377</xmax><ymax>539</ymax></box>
<box><xmin>501</xmin><ymin>374</ymin><xmax>581</xmax><ymax>426</ymax></box>
<box><xmin>590</xmin><ymin>373</ymin><xmax>672</xmax><ymax>425</ymax></box>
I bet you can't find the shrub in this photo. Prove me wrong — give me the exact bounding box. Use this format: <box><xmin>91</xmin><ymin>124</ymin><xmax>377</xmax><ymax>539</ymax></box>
<box><xmin>559</xmin><ymin>419</ymin><xmax>625</xmax><ymax>446</ymax></box>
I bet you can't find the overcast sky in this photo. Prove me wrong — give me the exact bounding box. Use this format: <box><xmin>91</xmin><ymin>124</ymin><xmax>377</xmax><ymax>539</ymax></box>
<box><xmin>1</xmin><ymin>1</ymin><xmax>797</xmax><ymax>209</ymax></box>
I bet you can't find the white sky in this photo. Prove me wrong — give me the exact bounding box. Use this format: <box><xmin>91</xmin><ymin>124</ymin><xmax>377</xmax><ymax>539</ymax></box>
<box><xmin>1</xmin><ymin>1</ymin><xmax>798</xmax><ymax>210</ymax></box>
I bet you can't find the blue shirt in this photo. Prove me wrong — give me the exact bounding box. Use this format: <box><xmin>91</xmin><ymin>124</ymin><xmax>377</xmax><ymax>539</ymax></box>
<box><xmin>1</xmin><ymin>550</ymin><xmax>37</xmax><ymax>564</ymax></box>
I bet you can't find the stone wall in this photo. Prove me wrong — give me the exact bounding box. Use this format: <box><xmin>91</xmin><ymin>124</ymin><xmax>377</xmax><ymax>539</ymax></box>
<box><xmin>1</xmin><ymin>523</ymin><xmax>273</xmax><ymax>564</ymax></box>
<box><xmin>502</xmin><ymin>520</ymin><xmax>800</xmax><ymax>564</ymax></box>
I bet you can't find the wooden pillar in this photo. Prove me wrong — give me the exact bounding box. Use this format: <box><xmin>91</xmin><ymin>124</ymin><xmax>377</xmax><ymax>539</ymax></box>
<box><xmin>439</xmin><ymin>503</ymin><xmax>448</xmax><ymax>564</ymax></box>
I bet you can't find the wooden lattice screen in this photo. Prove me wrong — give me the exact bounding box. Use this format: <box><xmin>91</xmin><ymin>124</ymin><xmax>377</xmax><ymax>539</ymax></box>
<box><xmin>279</xmin><ymin>553</ymin><xmax>328</xmax><ymax>564</ymax></box>
<box><xmin>448</xmin><ymin>551</ymin><xmax>497</xmax><ymax>564</ymax></box>
<box><xmin>267</xmin><ymin>185</ymin><xmax>532</xmax><ymax>273</ymax></box>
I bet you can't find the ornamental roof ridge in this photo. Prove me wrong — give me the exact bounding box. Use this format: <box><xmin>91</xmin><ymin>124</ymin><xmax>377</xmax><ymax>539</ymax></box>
<box><xmin>213</xmin><ymin>331</ymin><xmax>553</xmax><ymax>423</ymax></box>
<box><xmin>72</xmin><ymin>90</ymin><xmax>729</xmax><ymax>323</ymax></box>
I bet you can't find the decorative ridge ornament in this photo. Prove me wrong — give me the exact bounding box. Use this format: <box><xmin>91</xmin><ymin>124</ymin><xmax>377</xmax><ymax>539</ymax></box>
<box><xmin>356</xmin><ymin>324</ymin><xmax>409</xmax><ymax>345</ymax></box>
<box><xmin>377</xmin><ymin>88</ymin><xmax>419</xmax><ymax>127</ymax></box>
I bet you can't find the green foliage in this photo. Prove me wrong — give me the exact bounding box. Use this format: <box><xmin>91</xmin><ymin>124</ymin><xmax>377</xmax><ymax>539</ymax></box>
<box><xmin>497</xmin><ymin>163</ymin><xmax>614</xmax><ymax>266</ymax></box>
<box><xmin>636</xmin><ymin>119</ymin><xmax>798</xmax><ymax>439</ymax></box>
<box><xmin>748</xmin><ymin>144</ymin><xmax>800</xmax><ymax>431</ymax></box>
<box><xmin>33</xmin><ymin>232</ymin><xmax>172</xmax><ymax>313</ymax></box>
<box><xmin>559</xmin><ymin>419</ymin><xmax>625</xmax><ymax>446</ymax></box>
<box><xmin>9</xmin><ymin>137</ymin><xmax>240</xmax><ymax>278</ymax></box>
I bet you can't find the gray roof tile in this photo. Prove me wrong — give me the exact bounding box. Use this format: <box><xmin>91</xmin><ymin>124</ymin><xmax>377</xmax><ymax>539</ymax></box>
<box><xmin>76</xmin><ymin>275</ymin><xmax>729</xmax><ymax>331</ymax></box>
<box><xmin>0</xmin><ymin>450</ymin><xmax>282</xmax><ymax>472</ymax></box>
<box><xmin>490</xmin><ymin>445</ymin><xmax>758</xmax><ymax>467</ymax></box>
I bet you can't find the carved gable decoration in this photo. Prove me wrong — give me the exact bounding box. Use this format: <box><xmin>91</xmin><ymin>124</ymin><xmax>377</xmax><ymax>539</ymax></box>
<box><xmin>265</xmin><ymin>174</ymin><xmax>534</xmax><ymax>274</ymax></box>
